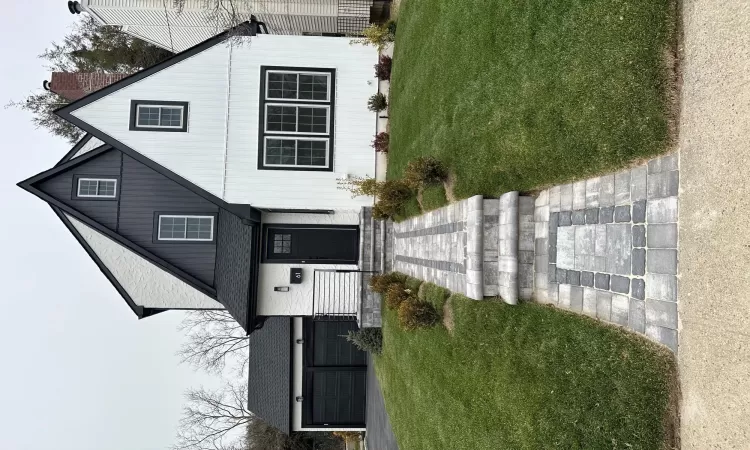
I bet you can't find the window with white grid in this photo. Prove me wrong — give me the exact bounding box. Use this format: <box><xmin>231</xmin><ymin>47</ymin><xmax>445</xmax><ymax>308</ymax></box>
<box><xmin>77</xmin><ymin>178</ymin><xmax>117</xmax><ymax>198</ymax></box>
<box><xmin>157</xmin><ymin>215</ymin><xmax>214</xmax><ymax>241</ymax></box>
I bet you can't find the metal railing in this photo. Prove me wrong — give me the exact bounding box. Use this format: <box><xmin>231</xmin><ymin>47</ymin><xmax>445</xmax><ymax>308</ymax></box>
<box><xmin>312</xmin><ymin>269</ymin><xmax>374</xmax><ymax>320</ymax></box>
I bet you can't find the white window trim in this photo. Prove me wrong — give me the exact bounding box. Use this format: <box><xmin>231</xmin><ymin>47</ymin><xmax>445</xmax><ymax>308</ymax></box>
<box><xmin>77</xmin><ymin>178</ymin><xmax>117</xmax><ymax>198</ymax></box>
<box><xmin>157</xmin><ymin>215</ymin><xmax>215</xmax><ymax>242</ymax></box>
<box><xmin>135</xmin><ymin>104</ymin><xmax>185</xmax><ymax>129</ymax></box>
<box><xmin>263</xmin><ymin>137</ymin><xmax>330</xmax><ymax>169</ymax></box>
<box><xmin>264</xmin><ymin>103</ymin><xmax>330</xmax><ymax>135</ymax></box>
<box><xmin>265</xmin><ymin>70</ymin><xmax>331</xmax><ymax>103</ymax></box>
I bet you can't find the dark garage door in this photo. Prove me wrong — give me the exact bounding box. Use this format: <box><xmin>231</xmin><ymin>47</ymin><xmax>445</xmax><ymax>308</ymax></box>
<box><xmin>303</xmin><ymin>319</ymin><xmax>367</xmax><ymax>427</ymax></box>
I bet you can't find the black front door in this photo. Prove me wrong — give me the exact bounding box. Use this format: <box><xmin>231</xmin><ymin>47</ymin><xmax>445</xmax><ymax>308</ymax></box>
<box><xmin>302</xmin><ymin>319</ymin><xmax>367</xmax><ymax>427</ymax></box>
<box><xmin>263</xmin><ymin>225</ymin><xmax>359</xmax><ymax>264</ymax></box>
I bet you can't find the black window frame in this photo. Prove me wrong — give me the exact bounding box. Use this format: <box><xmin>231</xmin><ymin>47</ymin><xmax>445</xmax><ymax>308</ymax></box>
<box><xmin>151</xmin><ymin>212</ymin><xmax>218</xmax><ymax>244</ymax></box>
<box><xmin>71</xmin><ymin>174</ymin><xmax>121</xmax><ymax>201</ymax></box>
<box><xmin>258</xmin><ymin>66</ymin><xmax>336</xmax><ymax>172</ymax></box>
<box><xmin>129</xmin><ymin>100</ymin><xmax>189</xmax><ymax>132</ymax></box>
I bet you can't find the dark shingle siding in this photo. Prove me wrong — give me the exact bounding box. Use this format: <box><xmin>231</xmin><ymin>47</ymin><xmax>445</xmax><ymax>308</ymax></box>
<box><xmin>247</xmin><ymin>317</ymin><xmax>291</xmax><ymax>433</ymax></box>
<box><xmin>215</xmin><ymin>209</ymin><xmax>254</xmax><ymax>331</ymax></box>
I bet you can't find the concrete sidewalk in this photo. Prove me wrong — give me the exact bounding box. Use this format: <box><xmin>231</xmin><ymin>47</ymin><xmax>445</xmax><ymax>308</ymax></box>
<box><xmin>678</xmin><ymin>0</ymin><xmax>750</xmax><ymax>447</ymax></box>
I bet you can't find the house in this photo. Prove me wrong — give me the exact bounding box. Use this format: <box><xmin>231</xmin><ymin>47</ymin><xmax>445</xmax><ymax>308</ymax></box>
<box><xmin>67</xmin><ymin>0</ymin><xmax>391</xmax><ymax>52</ymax></box>
<box><xmin>18</xmin><ymin>21</ymin><xmax>381</xmax><ymax>433</ymax></box>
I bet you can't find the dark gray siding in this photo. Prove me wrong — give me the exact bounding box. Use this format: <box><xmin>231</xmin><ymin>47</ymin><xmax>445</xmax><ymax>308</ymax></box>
<box><xmin>247</xmin><ymin>317</ymin><xmax>291</xmax><ymax>433</ymax></box>
<box><xmin>215</xmin><ymin>209</ymin><xmax>255</xmax><ymax>330</ymax></box>
<box><xmin>37</xmin><ymin>150</ymin><xmax>121</xmax><ymax>230</ymax></box>
<box><xmin>117</xmin><ymin>154</ymin><xmax>219</xmax><ymax>286</ymax></box>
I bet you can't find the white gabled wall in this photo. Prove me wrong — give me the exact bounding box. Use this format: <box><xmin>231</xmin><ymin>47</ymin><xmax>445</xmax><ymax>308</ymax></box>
<box><xmin>256</xmin><ymin>210</ymin><xmax>360</xmax><ymax>316</ymax></box>
<box><xmin>225</xmin><ymin>35</ymin><xmax>379</xmax><ymax>209</ymax></box>
<box><xmin>72</xmin><ymin>136</ymin><xmax>105</xmax><ymax>160</ymax></box>
<box><xmin>70</xmin><ymin>43</ymin><xmax>233</xmax><ymax>199</ymax></box>
<box><xmin>67</xmin><ymin>214</ymin><xmax>224</xmax><ymax>310</ymax></box>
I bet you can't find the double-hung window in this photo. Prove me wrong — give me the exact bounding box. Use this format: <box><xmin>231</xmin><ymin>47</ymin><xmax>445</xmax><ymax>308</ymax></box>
<box><xmin>130</xmin><ymin>100</ymin><xmax>189</xmax><ymax>132</ymax></box>
<box><xmin>259</xmin><ymin>67</ymin><xmax>335</xmax><ymax>171</ymax></box>
<box><xmin>157</xmin><ymin>215</ymin><xmax>215</xmax><ymax>242</ymax></box>
<box><xmin>75</xmin><ymin>177</ymin><xmax>117</xmax><ymax>199</ymax></box>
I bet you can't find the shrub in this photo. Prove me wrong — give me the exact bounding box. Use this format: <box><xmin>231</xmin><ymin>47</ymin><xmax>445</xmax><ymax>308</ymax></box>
<box><xmin>404</xmin><ymin>156</ymin><xmax>449</xmax><ymax>187</ymax></box>
<box><xmin>374</xmin><ymin>55</ymin><xmax>393</xmax><ymax>80</ymax></box>
<box><xmin>385</xmin><ymin>282</ymin><xmax>409</xmax><ymax>309</ymax></box>
<box><xmin>398</xmin><ymin>299</ymin><xmax>440</xmax><ymax>331</ymax></box>
<box><xmin>350</xmin><ymin>23</ymin><xmax>395</xmax><ymax>52</ymax></box>
<box><xmin>372</xmin><ymin>132</ymin><xmax>389</xmax><ymax>153</ymax></box>
<box><xmin>345</xmin><ymin>328</ymin><xmax>383</xmax><ymax>354</ymax></box>
<box><xmin>369</xmin><ymin>273</ymin><xmax>393</xmax><ymax>293</ymax></box>
<box><xmin>368</xmin><ymin>92</ymin><xmax>388</xmax><ymax>112</ymax></box>
<box><xmin>372</xmin><ymin>203</ymin><xmax>391</xmax><ymax>220</ymax></box>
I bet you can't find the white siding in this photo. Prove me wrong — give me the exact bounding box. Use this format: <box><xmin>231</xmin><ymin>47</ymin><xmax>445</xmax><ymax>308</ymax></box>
<box><xmin>225</xmin><ymin>35</ymin><xmax>378</xmax><ymax>209</ymax></box>
<box><xmin>67</xmin><ymin>214</ymin><xmax>224</xmax><ymax>310</ymax></box>
<box><xmin>72</xmin><ymin>136</ymin><xmax>106</xmax><ymax>160</ymax></box>
<box><xmin>70</xmin><ymin>43</ymin><xmax>233</xmax><ymax>199</ymax></box>
<box><xmin>256</xmin><ymin>209</ymin><xmax>360</xmax><ymax>316</ymax></box>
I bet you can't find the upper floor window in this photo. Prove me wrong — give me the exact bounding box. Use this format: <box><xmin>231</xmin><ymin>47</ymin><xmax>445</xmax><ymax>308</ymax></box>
<box><xmin>259</xmin><ymin>67</ymin><xmax>335</xmax><ymax>171</ymax></box>
<box><xmin>129</xmin><ymin>100</ymin><xmax>189</xmax><ymax>132</ymax></box>
<box><xmin>76</xmin><ymin>177</ymin><xmax>117</xmax><ymax>199</ymax></box>
<box><xmin>157</xmin><ymin>215</ymin><xmax>215</xmax><ymax>242</ymax></box>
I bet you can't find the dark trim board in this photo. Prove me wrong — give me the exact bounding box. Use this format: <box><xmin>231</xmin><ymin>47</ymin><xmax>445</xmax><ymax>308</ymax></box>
<box><xmin>129</xmin><ymin>100</ymin><xmax>189</xmax><ymax>132</ymax></box>
<box><xmin>257</xmin><ymin>66</ymin><xmax>336</xmax><ymax>172</ymax></box>
<box><xmin>56</xmin><ymin>134</ymin><xmax>106</xmax><ymax>167</ymax></box>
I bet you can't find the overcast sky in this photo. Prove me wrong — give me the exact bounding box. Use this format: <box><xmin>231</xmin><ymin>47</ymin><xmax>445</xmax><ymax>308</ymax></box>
<box><xmin>0</xmin><ymin>2</ymin><xmax>225</xmax><ymax>449</ymax></box>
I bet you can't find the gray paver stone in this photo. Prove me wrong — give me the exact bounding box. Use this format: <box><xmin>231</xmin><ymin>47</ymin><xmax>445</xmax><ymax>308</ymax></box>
<box><xmin>596</xmin><ymin>291</ymin><xmax>612</xmax><ymax>320</ymax></box>
<box><xmin>611</xmin><ymin>294</ymin><xmax>630</xmax><ymax>326</ymax></box>
<box><xmin>569</xmin><ymin>286</ymin><xmax>583</xmax><ymax>312</ymax></box>
<box><xmin>573</xmin><ymin>181</ymin><xmax>586</xmax><ymax>210</ymax></box>
<box><xmin>595</xmin><ymin>273</ymin><xmax>610</xmax><ymax>290</ymax></box>
<box><xmin>586</xmin><ymin>178</ymin><xmax>600</xmax><ymax>208</ymax></box>
<box><xmin>632</xmin><ymin>199</ymin><xmax>647</xmax><ymax>223</ymax></box>
<box><xmin>646</xmin><ymin>325</ymin><xmax>678</xmax><ymax>353</ymax></box>
<box><xmin>648</xmin><ymin>157</ymin><xmax>662</xmax><ymax>174</ymax></box>
<box><xmin>585</xmin><ymin>208</ymin><xmax>599</xmax><ymax>224</ymax></box>
<box><xmin>631</xmin><ymin>165</ymin><xmax>648</xmax><ymax>201</ymax></box>
<box><xmin>660</xmin><ymin>154</ymin><xmax>679</xmax><ymax>172</ymax></box>
<box><xmin>628</xmin><ymin>298</ymin><xmax>646</xmax><ymax>333</ymax></box>
<box><xmin>615</xmin><ymin>170</ymin><xmax>631</xmax><ymax>205</ymax></box>
<box><xmin>645</xmin><ymin>273</ymin><xmax>678</xmax><ymax>302</ymax></box>
<box><xmin>535</xmin><ymin>238</ymin><xmax>548</xmax><ymax>256</ymax></box>
<box><xmin>611</xmin><ymin>275</ymin><xmax>630</xmax><ymax>294</ymax></box>
<box><xmin>567</xmin><ymin>270</ymin><xmax>581</xmax><ymax>286</ymax></box>
<box><xmin>599</xmin><ymin>206</ymin><xmax>614</xmax><ymax>224</ymax></box>
<box><xmin>557</xmin><ymin>227</ymin><xmax>575</xmax><ymax>267</ymax></box>
<box><xmin>581</xmin><ymin>271</ymin><xmax>594</xmax><ymax>287</ymax></box>
<box><xmin>548</xmin><ymin>282</ymin><xmax>559</xmax><ymax>304</ymax></box>
<box><xmin>548</xmin><ymin>264</ymin><xmax>557</xmax><ymax>283</ymax></box>
<box><xmin>614</xmin><ymin>205</ymin><xmax>631</xmax><ymax>223</ymax></box>
<box><xmin>647</xmin><ymin>170</ymin><xmax>680</xmax><ymax>199</ymax></box>
<box><xmin>549</xmin><ymin>212</ymin><xmax>560</xmax><ymax>229</ymax></box>
<box><xmin>559</xmin><ymin>211</ymin><xmax>572</xmax><ymax>226</ymax></box>
<box><xmin>632</xmin><ymin>278</ymin><xmax>645</xmax><ymax>300</ymax></box>
<box><xmin>548</xmin><ymin>242</ymin><xmax>557</xmax><ymax>264</ymax></box>
<box><xmin>632</xmin><ymin>248</ymin><xmax>646</xmax><ymax>276</ymax></box>
<box><xmin>572</xmin><ymin>209</ymin><xmax>585</xmax><ymax>225</ymax></box>
<box><xmin>605</xmin><ymin>224</ymin><xmax>632</xmax><ymax>275</ymax></box>
<box><xmin>558</xmin><ymin>284</ymin><xmax>571</xmax><ymax>308</ymax></box>
<box><xmin>633</xmin><ymin>225</ymin><xmax>646</xmax><ymax>247</ymax></box>
<box><xmin>560</xmin><ymin>184</ymin><xmax>573</xmax><ymax>211</ymax></box>
<box><xmin>647</xmin><ymin>249</ymin><xmax>678</xmax><ymax>275</ymax></box>
<box><xmin>647</xmin><ymin>197</ymin><xmax>679</xmax><ymax>223</ymax></box>
<box><xmin>582</xmin><ymin>288</ymin><xmax>597</xmax><ymax>316</ymax></box>
<box><xmin>646</xmin><ymin>299</ymin><xmax>678</xmax><ymax>329</ymax></box>
<box><xmin>549</xmin><ymin>186</ymin><xmax>561</xmax><ymax>212</ymax></box>
<box><xmin>556</xmin><ymin>268</ymin><xmax>567</xmax><ymax>284</ymax></box>
<box><xmin>647</xmin><ymin>224</ymin><xmax>678</xmax><ymax>249</ymax></box>
<box><xmin>599</xmin><ymin>174</ymin><xmax>615</xmax><ymax>206</ymax></box>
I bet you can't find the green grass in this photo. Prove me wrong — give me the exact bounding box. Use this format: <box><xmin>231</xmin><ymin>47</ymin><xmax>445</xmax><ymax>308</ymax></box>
<box><xmin>420</xmin><ymin>185</ymin><xmax>449</xmax><ymax>212</ymax></box>
<box><xmin>374</xmin><ymin>295</ymin><xmax>677</xmax><ymax>450</ymax></box>
<box><xmin>393</xmin><ymin>195</ymin><xmax>421</xmax><ymax>222</ymax></box>
<box><xmin>418</xmin><ymin>282</ymin><xmax>451</xmax><ymax>312</ymax></box>
<box><xmin>387</xmin><ymin>0</ymin><xmax>677</xmax><ymax>198</ymax></box>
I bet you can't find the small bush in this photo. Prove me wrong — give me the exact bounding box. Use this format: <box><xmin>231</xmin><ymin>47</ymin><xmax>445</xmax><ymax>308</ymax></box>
<box><xmin>385</xmin><ymin>282</ymin><xmax>409</xmax><ymax>309</ymax></box>
<box><xmin>345</xmin><ymin>328</ymin><xmax>383</xmax><ymax>354</ymax></box>
<box><xmin>368</xmin><ymin>92</ymin><xmax>388</xmax><ymax>112</ymax></box>
<box><xmin>404</xmin><ymin>156</ymin><xmax>449</xmax><ymax>187</ymax></box>
<box><xmin>369</xmin><ymin>273</ymin><xmax>396</xmax><ymax>293</ymax></box>
<box><xmin>372</xmin><ymin>132</ymin><xmax>390</xmax><ymax>153</ymax></box>
<box><xmin>374</xmin><ymin>55</ymin><xmax>393</xmax><ymax>80</ymax></box>
<box><xmin>398</xmin><ymin>299</ymin><xmax>440</xmax><ymax>331</ymax></box>
<box><xmin>350</xmin><ymin>23</ymin><xmax>395</xmax><ymax>52</ymax></box>
<box><xmin>372</xmin><ymin>203</ymin><xmax>390</xmax><ymax>220</ymax></box>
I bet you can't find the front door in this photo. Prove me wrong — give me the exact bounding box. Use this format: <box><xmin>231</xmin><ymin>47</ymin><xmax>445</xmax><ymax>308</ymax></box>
<box><xmin>263</xmin><ymin>225</ymin><xmax>359</xmax><ymax>264</ymax></box>
<box><xmin>302</xmin><ymin>319</ymin><xmax>367</xmax><ymax>427</ymax></box>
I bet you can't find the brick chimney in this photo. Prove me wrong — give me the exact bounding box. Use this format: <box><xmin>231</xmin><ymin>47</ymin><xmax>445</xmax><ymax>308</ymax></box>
<box><xmin>44</xmin><ymin>72</ymin><xmax>129</xmax><ymax>102</ymax></box>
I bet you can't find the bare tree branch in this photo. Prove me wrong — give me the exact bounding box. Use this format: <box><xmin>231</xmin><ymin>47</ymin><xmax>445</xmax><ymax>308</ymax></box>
<box><xmin>177</xmin><ymin>310</ymin><xmax>250</xmax><ymax>376</ymax></box>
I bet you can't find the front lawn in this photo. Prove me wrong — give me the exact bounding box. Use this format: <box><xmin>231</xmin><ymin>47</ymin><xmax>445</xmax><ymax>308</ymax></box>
<box><xmin>374</xmin><ymin>289</ymin><xmax>678</xmax><ymax>449</ymax></box>
<box><xmin>387</xmin><ymin>0</ymin><xmax>677</xmax><ymax>198</ymax></box>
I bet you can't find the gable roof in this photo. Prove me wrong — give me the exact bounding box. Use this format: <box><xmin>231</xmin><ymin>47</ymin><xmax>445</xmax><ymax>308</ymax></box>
<box><xmin>56</xmin><ymin>133</ymin><xmax>106</xmax><ymax>166</ymax></box>
<box><xmin>52</xmin><ymin>21</ymin><xmax>261</xmax><ymax>224</ymax></box>
<box><xmin>247</xmin><ymin>317</ymin><xmax>291</xmax><ymax>434</ymax></box>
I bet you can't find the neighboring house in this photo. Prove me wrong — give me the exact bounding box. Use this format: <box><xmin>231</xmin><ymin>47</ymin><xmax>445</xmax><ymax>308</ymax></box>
<box><xmin>67</xmin><ymin>0</ymin><xmax>391</xmax><ymax>52</ymax></box>
<box><xmin>19</xmin><ymin>22</ymin><xmax>378</xmax><ymax>432</ymax></box>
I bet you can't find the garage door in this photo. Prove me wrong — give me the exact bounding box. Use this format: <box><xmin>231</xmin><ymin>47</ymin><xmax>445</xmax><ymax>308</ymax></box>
<box><xmin>303</xmin><ymin>319</ymin><xmax>367</xmax><ymax>427</ymax></box>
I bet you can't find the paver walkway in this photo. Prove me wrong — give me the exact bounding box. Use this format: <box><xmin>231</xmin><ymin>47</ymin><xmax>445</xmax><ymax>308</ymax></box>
<box><xmin>533</xmin><ymin>153</ymin><xmax>680</xmax><ymax>352</ymax></box>
<box><xmin>678</xmin><ymin>0</ymin><xmax>750</xmax><ymax>446</ymax></box>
